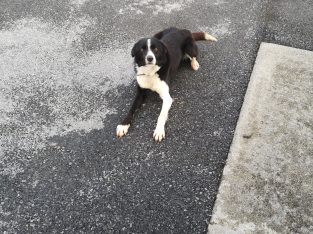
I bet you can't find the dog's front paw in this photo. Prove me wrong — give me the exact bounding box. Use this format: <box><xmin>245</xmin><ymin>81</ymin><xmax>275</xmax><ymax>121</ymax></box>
<box><xmin>153</xmin><ymin>127</ymin><xmax>165</xmax><ymax>142</ymax></box>
<box><xmin>116</xmin><ymin>124</ymin><xmax>130</xmax><ymax>138</ymax></box>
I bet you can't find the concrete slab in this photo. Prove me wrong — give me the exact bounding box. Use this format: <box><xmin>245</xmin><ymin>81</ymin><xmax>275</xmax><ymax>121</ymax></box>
<box><xmin>209</xmin><ymin>43</ymin><xmax>313</xmax><ymax>234</ymax></box>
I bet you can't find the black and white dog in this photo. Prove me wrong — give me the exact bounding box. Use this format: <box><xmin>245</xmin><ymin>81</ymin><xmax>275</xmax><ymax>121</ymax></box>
<box><xmin>116</xmin><ymin>27</ymin><xmax>217</xmax><ymax>142</ymax></box>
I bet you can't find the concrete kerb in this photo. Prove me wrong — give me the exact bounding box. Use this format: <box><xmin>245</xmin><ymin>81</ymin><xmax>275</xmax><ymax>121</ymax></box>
<box><xmin>208</xmin><ymin>43</ymin><xmax>313</xmax><ymax>233</ymax></box>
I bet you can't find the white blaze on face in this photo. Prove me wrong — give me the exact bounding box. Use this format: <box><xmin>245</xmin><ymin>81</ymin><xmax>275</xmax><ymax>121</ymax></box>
<box><xmin>145</xmin><ymin>39</ymin><xmax>156</xmax><ymax>65</ymax></box>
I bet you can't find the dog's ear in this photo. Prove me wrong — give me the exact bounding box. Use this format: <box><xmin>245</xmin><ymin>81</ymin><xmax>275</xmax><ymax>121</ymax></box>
<box><xmin>131</xmin><ymin>41</ymin><xmax>140</xmax><ymax>57</ymax></box>
<box><xmin>160</xmin><ymin>41</ymin><xmax>168</xmax><ymax>55</ymax></box>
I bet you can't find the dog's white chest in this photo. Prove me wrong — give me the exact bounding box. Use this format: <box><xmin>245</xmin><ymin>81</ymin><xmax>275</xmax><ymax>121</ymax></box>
<box><xmin>136</xmin><ymin>74</ymin><xmax>161</xmax><ymax>91</ymax></box>
<box><xmin>136</xmin><ymin>65</ymin><xmax>162</xmax><ymax>92</ymax></box>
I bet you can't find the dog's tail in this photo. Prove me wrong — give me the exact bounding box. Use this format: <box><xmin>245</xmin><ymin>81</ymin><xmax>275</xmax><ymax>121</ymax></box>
<box><xmin>192</xmin><ymin>32</ymin><xmax>217</xmax><ymax>42</ymax></box>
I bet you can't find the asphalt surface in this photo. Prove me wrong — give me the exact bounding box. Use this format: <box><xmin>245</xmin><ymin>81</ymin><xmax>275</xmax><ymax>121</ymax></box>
<box><xmin>0</xmin><ymin>0</ymin><xmax>312</xmax><ymax>233</ymax></box>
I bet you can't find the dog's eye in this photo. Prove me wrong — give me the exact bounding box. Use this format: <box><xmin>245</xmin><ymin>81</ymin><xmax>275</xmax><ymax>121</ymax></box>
<box><xmin>153</xmin><ymin>47</ymin><xmax>158</xmax><ymax>53</ymax></box>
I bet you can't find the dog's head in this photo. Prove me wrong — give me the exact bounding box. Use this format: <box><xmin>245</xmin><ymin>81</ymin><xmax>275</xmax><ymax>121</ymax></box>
<box><xmin>131</xmin><ymin>38</ymin><xmax>168</xmax><ymax>67</ymax></box>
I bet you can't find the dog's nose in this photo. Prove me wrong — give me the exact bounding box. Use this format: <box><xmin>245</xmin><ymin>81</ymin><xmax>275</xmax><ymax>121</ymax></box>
<box><xmin>147</xmin><ymin>56</ymin><xmax>153</xmax><ymax>62</ymax></box>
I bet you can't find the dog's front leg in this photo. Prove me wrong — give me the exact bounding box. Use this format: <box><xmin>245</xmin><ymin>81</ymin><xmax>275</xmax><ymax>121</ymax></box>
<box><xmin>153</xmin><ymin>81</ymin><xmax>173</xmax><ymax>142</ymax></box>
<box><xmin>116</xmin><ymin>86</ymin><xmax>146</xmax><ymax>138</ymax></box>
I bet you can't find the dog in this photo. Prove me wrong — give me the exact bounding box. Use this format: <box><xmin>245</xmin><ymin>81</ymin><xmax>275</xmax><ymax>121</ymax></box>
<box><xmin>116</xmin><ymin>27</ymin><xmax>217</xmax><ymax>142</ymax></box>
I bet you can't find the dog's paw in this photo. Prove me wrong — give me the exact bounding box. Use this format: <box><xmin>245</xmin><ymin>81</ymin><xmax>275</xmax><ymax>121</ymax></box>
<box><xmin>153</xmin><ymin>127</ymin><xmax>165</xmax><ymax>142</ymax></box>
<box><xmin>116</xmin><ymin>124</ymin><xmax>130</xmax><ymax>138</ymax></box>
<box><xmin>191</xmin><ymin>58</ymin><xmax>200</xmax><ymax>71</ymax></box>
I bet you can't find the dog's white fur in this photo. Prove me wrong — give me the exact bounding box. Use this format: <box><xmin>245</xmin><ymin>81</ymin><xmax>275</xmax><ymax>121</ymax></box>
<box><xmin>204</xmin><ymin>33</ymin><xmax>217</xmax><ymax>41</ymax></box>
<box><xmin>136</xmin><ymin>65</ymin><xmax>172</xmax><ymax>142</ymax></box>
<box><xmin>184</xmin><ymin>54</ymin><xmax>200</xmax><ymax>71</ymax></box>
<box><xmin>145</xmin><ymin>39</ymin><xmax>156</xmax><ymax>65</ymax></box>
<box><xmin>191</xmin><ymin>57</ymin><xmax>199</xmax><ymax>70</ymax></box>
<box><xmin>116</xmin><ymin>124</ymin><xmax>130</xmax><ymax>137</ymax></box>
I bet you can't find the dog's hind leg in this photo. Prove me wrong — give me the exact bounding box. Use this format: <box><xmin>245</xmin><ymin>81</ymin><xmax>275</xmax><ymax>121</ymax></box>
<box><xmin>184</xmin><ymin>38</ymin><xmax>200</xmax><ymax>71</ymax></box>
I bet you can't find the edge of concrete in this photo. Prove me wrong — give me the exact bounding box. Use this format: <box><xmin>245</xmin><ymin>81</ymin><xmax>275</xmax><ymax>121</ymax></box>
<box><xmin>208</xmin><ymin>42</ymin><xmax>313</xmax><ymax>233</ymax></box>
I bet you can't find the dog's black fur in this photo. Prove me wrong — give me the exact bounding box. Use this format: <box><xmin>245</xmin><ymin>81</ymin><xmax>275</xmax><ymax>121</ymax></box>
<box><xmin>117</xmin><ymin>27</ymin><xmax>216</xmax><ymax>141</ymax></box>
<box><xmin>120</xmin><ymin>28</ymin><xmax>199</xmax><ymax>126</ymax></box>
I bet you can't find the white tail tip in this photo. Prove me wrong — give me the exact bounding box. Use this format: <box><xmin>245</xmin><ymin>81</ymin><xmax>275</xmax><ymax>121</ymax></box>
<box><xmin>204</xmin><ymin>33</ymin><xmax>217</xmax><ymax>42</ymax></box>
